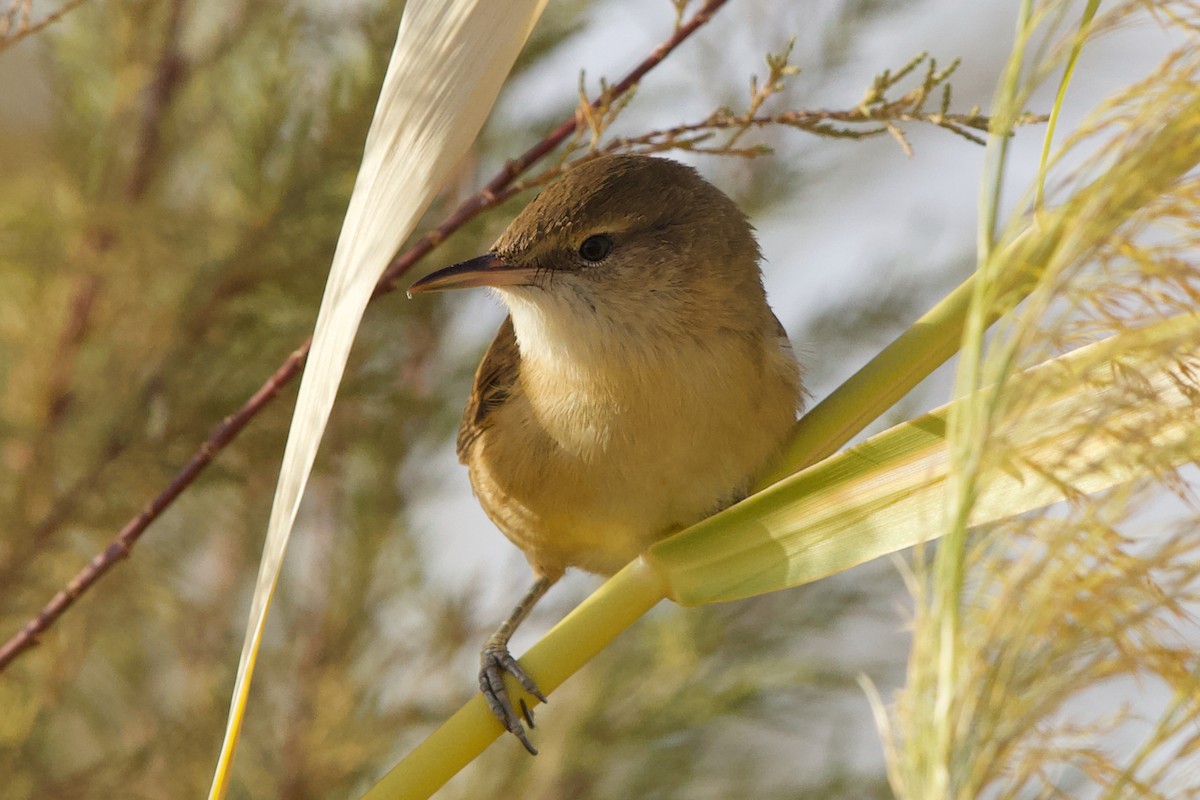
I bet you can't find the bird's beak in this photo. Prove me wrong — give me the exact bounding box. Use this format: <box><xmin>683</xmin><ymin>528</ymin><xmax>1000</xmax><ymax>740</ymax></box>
<box><xmin>406</xmin><ymin>253</ymin><xmax>537</xmax><ymax>297</ymax></box>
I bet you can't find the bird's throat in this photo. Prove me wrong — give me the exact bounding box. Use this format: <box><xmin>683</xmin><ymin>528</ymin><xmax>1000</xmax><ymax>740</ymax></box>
<box><xmin>501</xmin><ymin>290</ymin><xmax>758</xmax><ymax>463</ymax></box>
<box><xmin>500</xmin><ymin>287</ymin><xmax>691</xmax><ymax>377</ymax></box>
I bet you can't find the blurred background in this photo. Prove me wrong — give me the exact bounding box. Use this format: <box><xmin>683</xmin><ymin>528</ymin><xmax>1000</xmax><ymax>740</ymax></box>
<box><xmin>0</xmin><ymin>1</ymin><xmax>1180</xmax><ymax>797</ymax></box>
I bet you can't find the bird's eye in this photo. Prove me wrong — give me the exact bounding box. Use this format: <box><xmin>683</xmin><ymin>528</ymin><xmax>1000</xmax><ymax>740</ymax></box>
<box><xmin>578</xmin><ymin>234</ymin><xmax>613</xmax><ymax>263</ymax></box>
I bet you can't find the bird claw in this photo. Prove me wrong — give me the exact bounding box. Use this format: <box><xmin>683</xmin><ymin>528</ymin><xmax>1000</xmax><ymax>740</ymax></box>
<box><xmin>480</xmin><ymin>644</ymin><xmax>547</xmax><ymax>755</ymax></box>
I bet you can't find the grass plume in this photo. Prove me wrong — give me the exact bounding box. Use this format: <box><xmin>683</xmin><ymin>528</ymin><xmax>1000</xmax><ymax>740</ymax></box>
<box><xmin>879</xmin><ymin>3</ymin><xmax>1200</xmax><ymax>797</ymax></box>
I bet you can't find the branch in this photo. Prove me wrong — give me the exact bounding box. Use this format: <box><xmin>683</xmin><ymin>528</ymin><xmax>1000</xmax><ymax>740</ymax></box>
<box><xmin>494</xmin><ymin>49</ymin><xmax>1040</xmax><ymax>203</ymax></box>
<box><xmin>0</xmin><ymin>0</ymin><xmax>89</xmax><ymax>52</ymax></box>
<box><xmin>599</xmin><ymin>52</ymin><xmax>1046</xmax><ymax>159</ymax></box>
<box><xmin>603</xmin><ymin>106</ymin><xmax>1004</xmax><ymax>153</ymax></box>
<box><xmin>126</xmin><ymin>0</ymin><xmax>189</xmax><ymax>201</ymax></box>
<box><xmin>0</xmin><ymin>0</ymin><xmax>731</xmax><ymax>672</ymax></box>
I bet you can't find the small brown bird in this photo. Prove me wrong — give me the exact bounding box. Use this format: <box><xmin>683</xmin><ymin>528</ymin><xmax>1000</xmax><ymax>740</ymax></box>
<box><xmin>408</xmin><ymin>154</ymin><xmax>803</xmax><ymax>753</ymax></box>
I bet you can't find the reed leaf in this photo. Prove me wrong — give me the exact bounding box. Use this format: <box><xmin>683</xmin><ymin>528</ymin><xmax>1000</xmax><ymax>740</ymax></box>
<box><xmin>207</xmin><ymin>2</ymin><xmax>548</xmax><ymax>797</ymax></box>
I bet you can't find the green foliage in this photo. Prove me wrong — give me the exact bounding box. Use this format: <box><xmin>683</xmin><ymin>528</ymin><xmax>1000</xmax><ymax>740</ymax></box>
<box><xmin>3</xmin><ymin>1</ymin><xmax>926</xmax><ymax>796</ymax></box>
<box><xmin>0</xmin><ymin>1</ymin><xmax>460</xmax><ymax>796</ymax></box>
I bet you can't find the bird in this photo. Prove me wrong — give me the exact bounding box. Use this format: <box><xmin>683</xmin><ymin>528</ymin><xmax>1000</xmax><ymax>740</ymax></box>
<box><xmin>407</xmin><ymin>153</ymin><xmax>804</xmax><ymax>754</ymax></box>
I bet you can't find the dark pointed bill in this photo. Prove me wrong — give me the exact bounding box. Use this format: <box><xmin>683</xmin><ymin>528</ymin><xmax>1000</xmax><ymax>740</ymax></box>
<box><xmin>407</xmin><ymin>253</ymin><xmax>536</xmax><ymax>297</ymax></box>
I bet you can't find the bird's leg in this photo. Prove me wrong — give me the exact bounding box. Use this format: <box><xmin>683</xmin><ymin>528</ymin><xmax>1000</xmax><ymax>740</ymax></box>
<box><xmin>480</xmin><ymin>575</ymin><xmax>554</xmax><ymax>754</ymax></box>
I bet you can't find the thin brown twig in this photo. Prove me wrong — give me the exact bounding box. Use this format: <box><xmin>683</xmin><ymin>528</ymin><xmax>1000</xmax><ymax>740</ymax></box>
<box><xmin>0</xmin><ymin>0</ymin><xmax>31</xmax><ymax>38</ymax></box>
<box><xmin>602</xmin><ymin>107</ymin><xmax>1001</xmax><ymax>152</ymax></box>
<box><xmin>126</xmin><ymin>0</ymin><xmax>188</xmax><ymax>201</ymax></box>
<box><xmin>597</xmin><ymin>50</ymin><xmax>1055</xmax><ymax>158</ymax></box>
<box><xmin>0</xmin><ymin>0</ymin><xmax>89</xmax><ymax>51</ymax></box>
<box><xmin>0</xmin><ymin>0</ymin><xmax>731</xmax><ymax>672</ymax></box>
<box><xmin>585</xmin><ymin>48</ymin><xmax>1034</xmax><ymax>162</ymax></box>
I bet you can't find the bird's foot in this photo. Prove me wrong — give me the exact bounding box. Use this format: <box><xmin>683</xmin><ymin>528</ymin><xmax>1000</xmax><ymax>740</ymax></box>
<box><xmin>480</xmin><ymin>643</ymin><xmax>547</xmax><ymax>755</ymax></box>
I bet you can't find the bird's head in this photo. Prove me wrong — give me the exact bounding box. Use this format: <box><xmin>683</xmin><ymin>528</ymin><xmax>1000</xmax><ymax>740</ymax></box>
<box><xmin>409</xmin><ymin>154</ymin><xmax>770</xmax><ymax>346</ymax></box>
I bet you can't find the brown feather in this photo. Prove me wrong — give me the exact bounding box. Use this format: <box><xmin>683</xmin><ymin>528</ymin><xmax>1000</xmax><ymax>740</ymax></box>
<box><xmin>457</xmin><ymin>315</ymin><xmax>519</xmax><ymax>463</ymax></box>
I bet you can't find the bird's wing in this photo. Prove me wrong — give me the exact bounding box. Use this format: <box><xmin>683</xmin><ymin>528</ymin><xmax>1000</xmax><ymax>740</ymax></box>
<box><xmin>457</xmin><ymin>315</ymin><xmax>520</xmax><ymax>464</ymax></box>
<box><xmin>770</xmin><ymin>309</ymin><xmax>797</xmax><ymax>362</ymax></box>
<box><xmin>769</xmin><ymin>309</ymin><xmax>788</xmax><ymax>340</ymax></box>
